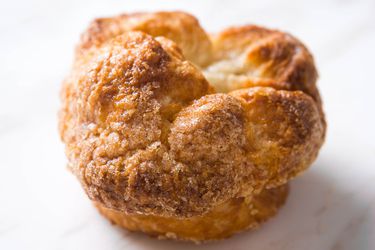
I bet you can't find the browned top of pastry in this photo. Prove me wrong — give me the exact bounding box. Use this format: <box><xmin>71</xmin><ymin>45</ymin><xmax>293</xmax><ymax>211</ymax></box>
<box><xmin>59</xmin><ymin>11</ymin><xmax>326</xmax><ymax>218</ymax></box>
<box><xmin>78</xmin><ymin>11</ymin><xmax>212</xmax><ymax>66</ymax></box>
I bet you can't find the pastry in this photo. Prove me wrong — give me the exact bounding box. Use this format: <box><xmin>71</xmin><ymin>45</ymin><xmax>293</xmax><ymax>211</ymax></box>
<box><xmin>59</xmin><ymin>11</ymin><xmax>326</xmax><ymax>242</ymax></box>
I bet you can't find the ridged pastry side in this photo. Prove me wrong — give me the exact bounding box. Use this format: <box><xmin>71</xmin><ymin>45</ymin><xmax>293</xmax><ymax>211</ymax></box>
<box><xmin>96</xmin><ymin>184</ymin><xmax>288</xmax><ymax>242</ymax></box>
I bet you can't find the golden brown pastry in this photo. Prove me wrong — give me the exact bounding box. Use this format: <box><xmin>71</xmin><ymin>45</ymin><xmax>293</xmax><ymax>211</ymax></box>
<box><xmin>96</xmin><ymin>184</ymin><xmax>288</xmax><ymax>242</ymax></box>
<box><xmin>59</xmin><ymin>11</ymin><xmax>326</xmax><ymax>242</ymax></box>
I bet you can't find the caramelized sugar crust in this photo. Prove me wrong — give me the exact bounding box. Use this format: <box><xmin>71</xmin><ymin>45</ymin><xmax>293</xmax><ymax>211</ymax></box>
<box><xmin>59</xmin><ymin>11</ymin><xmax>326</xmax><ymax>241</ymax></box>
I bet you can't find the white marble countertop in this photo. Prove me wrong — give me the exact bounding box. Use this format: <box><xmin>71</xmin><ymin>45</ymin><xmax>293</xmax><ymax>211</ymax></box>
<box><xmin>1</xmin><ymin>0</ymin><xmax>375</xmax><ymax>249</ymax></box>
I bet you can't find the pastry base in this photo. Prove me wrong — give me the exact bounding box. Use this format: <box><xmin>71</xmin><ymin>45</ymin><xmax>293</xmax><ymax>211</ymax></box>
<box><xmin>95</xmin><ymin>184</ymin><xmax>288</xmax><ymax>242</ymax></box>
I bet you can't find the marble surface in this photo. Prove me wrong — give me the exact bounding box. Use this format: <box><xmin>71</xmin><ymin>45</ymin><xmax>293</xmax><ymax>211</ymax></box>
<box><xmin>1</xmin><ymin>0</ymin><xmax>375</xmax><ymax>249</ymax></box>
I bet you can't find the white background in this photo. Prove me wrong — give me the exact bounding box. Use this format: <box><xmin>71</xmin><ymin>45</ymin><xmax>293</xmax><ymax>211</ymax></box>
<box><xmin>0</xmin><ymin>0</ymin><xmax>375</xmax><ymax>249</ymax></box>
